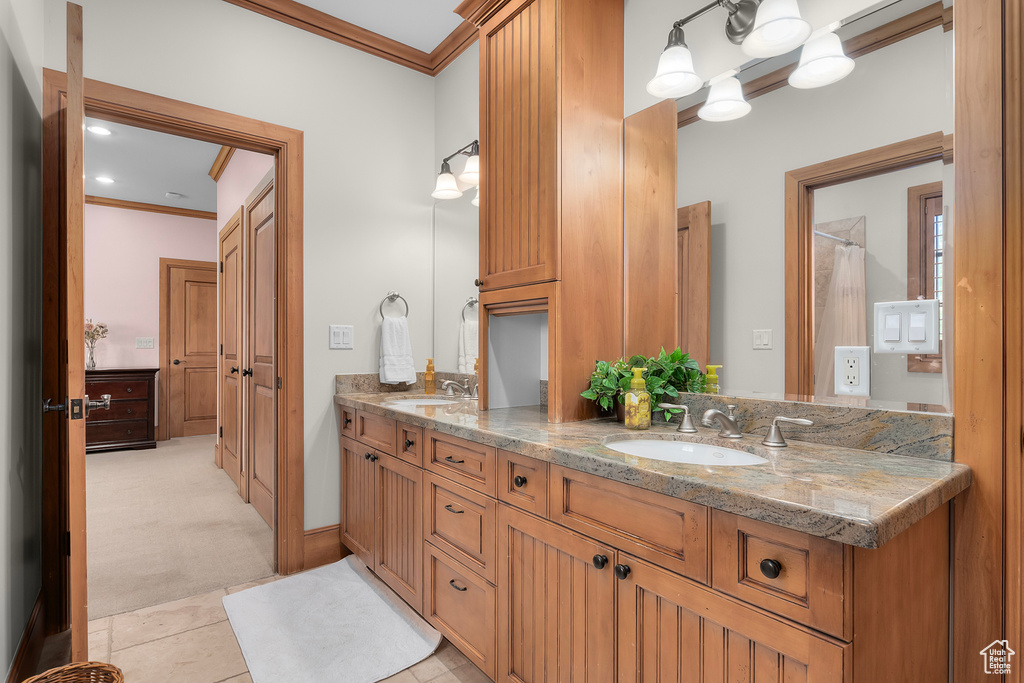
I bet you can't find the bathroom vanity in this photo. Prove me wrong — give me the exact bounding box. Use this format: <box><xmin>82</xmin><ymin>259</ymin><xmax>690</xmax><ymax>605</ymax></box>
<box><xmin>336</xmin><ymin>393</ymin><xmax>969</xmax><ymax>682</ymax></box>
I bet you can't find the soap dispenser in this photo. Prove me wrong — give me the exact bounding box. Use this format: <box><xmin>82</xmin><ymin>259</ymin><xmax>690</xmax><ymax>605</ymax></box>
<box><xmin>624</xmin><ymin>367</ymin><xmax>651</xmax><ymax>430</ymax></box>
<box><xmin>424</xmin><ymin>358</ymin><xmax>436</xmax><ymax>395</ymax></box>
<box><xmin>705</xmin><ymin>365</ymin><xmax>722</xmax><ymax>395</ymax></box>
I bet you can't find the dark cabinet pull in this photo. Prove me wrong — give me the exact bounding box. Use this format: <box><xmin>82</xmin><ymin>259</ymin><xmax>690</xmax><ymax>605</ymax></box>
<box><xmin>364</xmin><ymin>452</ymin><xmax>373</xmax><ymax>461</ymax></box>
<box><xmin>230</xmin><ymin>367</ymin><xmax>239</xmax><ymax>374</ymax></box>
<box><xmin>444</xmin><ymin>456</ymin><xmax>465</xmax><ymax>464</ymax></box>
<box><xmin>759</xmin><ymin>559</ymin><xmax>782</xmax><ymax>580</ymax></box>
<box><xmin>592</xmin><ymin>554</ymin><xmax>608</xmax><ymax>570</ymax></box>
<box><xmin>514</xmin><ymin>475</ymin><xmax>528</xmax><ymax>488</ymax></box>
<box><xmin>370</xmin><ymin>454</ymin><xmax>379</xmax><ymax>462</ymax></box>
<box><xmin>404</xmin><ymin>439</ymin><xmax>415</xmax><ymax>449</ymax></box>
<box><xmin>614</xmin><ymin>564</ymin><xmax>631</xmax><ymax>580</ymax></box>
<box><xmin>344</xmin><ymin>416</ymin><xmax>352</xmax><ymax>426</ymax></box>
<box><xmin>449</xmin><ymin>579</ymin><xmax>468</xmax><ymax>592</ymax></box>
<box><xmin>474</xmin><ymin>278</ymin><xmax>483</xmax><ymax>287</ymax></box>
<box><xmin>125</xmin><ymin>387</ymin><xmax>132</xmax><ymax>393</ymax></box>
<box><xmin>126</xmin><ymin>408</ymin><xmax>133</xmax><ymax>415</ymax></box>
<box><xmin>444</xmin><ymin>504</ymin><xmax>464</xmax><ymax>515</ymax></box>
<box><xmin>126</xmin><ymin>429</ymin><xmax>132</xmax><ymax>435</ymax></box>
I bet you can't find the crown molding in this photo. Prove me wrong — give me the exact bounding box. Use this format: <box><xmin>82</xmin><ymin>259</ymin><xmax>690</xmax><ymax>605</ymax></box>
<box><xmin>85</xmin><ymin>195</ymin><xmax>218</xmax><ymax>221</ymax></box>
<box><xmin>208</xmin><ymin>146</ymin><xmax>236</xmax><ymax>182</ymax></box>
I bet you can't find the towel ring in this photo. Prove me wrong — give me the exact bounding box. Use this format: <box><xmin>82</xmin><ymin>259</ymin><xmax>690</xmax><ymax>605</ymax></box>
<box><xmin>379</xmin><ymin>291</ymin><xmax>409</xmax><ymax>319</ymax></box>
<box><xmin>461</xmin><ymin>297</ymin><xmax>478</xmax><ymax>322</ymax></box>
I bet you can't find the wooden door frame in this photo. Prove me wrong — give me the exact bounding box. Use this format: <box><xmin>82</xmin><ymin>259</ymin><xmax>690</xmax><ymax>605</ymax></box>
<box><xmin>783</xmin><ymin>131</ymin><xmax>947</xmax><ymax>397</ymax></box>
<box><xmin>42</xmin><ymin>70</ymin><xmax>305</xmax><ymax>636</ymax></box>
<box><xmin>677</xmin><ymin>201</ymin><xmax>710</xmax><ymax>370</ymax></box>
<box><xmin>157</xmin><ymin>258</ymin><xmax>218</xmax><ymax>442</ymax></box>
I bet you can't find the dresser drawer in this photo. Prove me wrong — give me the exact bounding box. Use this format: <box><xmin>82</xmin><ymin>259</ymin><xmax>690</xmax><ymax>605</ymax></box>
<box><xmin>549</xmin><ymin>464</ymin><xmax>709</xmax><ymax>583</ymax></box>
<box><xmin>397</xmin><ymin>422</ymin><xmax>424</xmax><ymax>467</ymax></box>
<box><xmin>87</xmin><ymin>399</ymin><xmax>148</xmax><ymax>422</ymax></box>
<box><xmin>711</xmin><ymin>510</ymin><xmax>850</xmax><ymax>639</ymax></box>
<box><xmin>339</xmin><ymin>405</ymin><xmax>356</xmax><ymax>439</ymax></box>
<box><xmin>355</xmin><ymin>411</ymin><xmax>396</xmax><ymax>455</ymax></box>
<box><xmin>424</xmin><ymin>473</ymin><xmax>496</xmax><ymax>583</ymax></box>
<box><xmin>85</xmin><ymin>379</ymin><xmax>149</xmax><ymax>400</ymax></box>
<box><xmin>86</xmin><ymin>419</ymin><xmax>150</xmax><ymax>445</ymax></box>
<box><xmin>497</xmin><ymin>450</ymin><xmax>548</xmax><ymax>517</ymax></box>
<box><xmin>423</xmin><ymin>542</ymin><xmax>497</xmax><ymax>680</ymax></box>
<box><xmin>425</xmin><ymin>430</ymin><xmax>497</xmax><ymax>497</ymax></box>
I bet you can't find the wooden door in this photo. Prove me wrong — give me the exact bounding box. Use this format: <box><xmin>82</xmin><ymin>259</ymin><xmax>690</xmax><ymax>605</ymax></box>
<box><xmin>678</xmin><ymin>201</ymin><xmax>711</xmax><ymax>368</ymax></box>
<box><xmin>340</xmin><ymin>437</ymin><xmax>376</xmax><ymax>567</ymax></box>
<box><xmin>478</xmin><ymin>0</ymin><xmax>559</xmax><ymax>291</ymax></box>
<box><xmin>245</xmin><ymin>177</ymin><xmax>277</xmax><ymax>529</ymax></box>
<box><xmin>43</xmin><ymin>2</ymin><xmax>89</xmax><ymax>658</ymax></box>
<box><xmin>497</xmin><ymin>505</ymin><xmax>616</xmax><ymax>682</ymax></box>
<box><xmin>375</xmin><ymin>453</ymin><xmax>423</xmax><ymax>610</ymax></box>
<box><xmin>617</xmin><ymin>553</ymin><xmax>847</xmax><ymax>683</ymax></box>
<box><xmin>219</xmin><ymin>208</ymin><xmax>244</xmax><ymax>492</ymax></box>
<box><xmin>163</xmin><ymin>259</ymin><xmax>218</xmax><ymax>438</ymax></box>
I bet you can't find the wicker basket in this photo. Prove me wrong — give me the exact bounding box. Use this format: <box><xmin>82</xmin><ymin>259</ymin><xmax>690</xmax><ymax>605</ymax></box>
<box><xmin>22</xmin><ymin>662</ymin><xmax>123</xmax><ymax>683</ymax></box>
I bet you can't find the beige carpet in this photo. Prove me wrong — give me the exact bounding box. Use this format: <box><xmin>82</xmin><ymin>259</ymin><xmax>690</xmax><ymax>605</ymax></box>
<box><xmin>87</xmin><ymin>435</ymin><xmax>275</xmax><ymax>619</ymax></box>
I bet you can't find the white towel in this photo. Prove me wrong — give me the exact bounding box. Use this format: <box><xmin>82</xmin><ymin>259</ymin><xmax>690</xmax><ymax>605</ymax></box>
<box><xmin>458</xmin><ymin>319</ymin><xmax>479</xmax><ymax>374</ymax></box>
<box><xmin>380</xmin><ymin>316</ymin><xmax>416</xmax><ymax>385</ymax></box>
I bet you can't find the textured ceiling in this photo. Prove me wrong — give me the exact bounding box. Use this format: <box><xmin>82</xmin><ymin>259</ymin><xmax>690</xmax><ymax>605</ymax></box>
<box><xmin>84</xmin><ymin>117</ymin><xmax>222</xmax><ymax>212</ymax></box>
<box><xmin>297</xmin><ymin>0</ymin><xmax>465</xmax><ymax>53</ymax></box>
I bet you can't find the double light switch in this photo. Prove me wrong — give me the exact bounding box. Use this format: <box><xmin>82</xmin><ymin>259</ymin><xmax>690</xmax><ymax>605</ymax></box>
<box><xmin>873</xmin><ymin>300</ymin><xmax>940</xmax><ymax>354</ymax></box>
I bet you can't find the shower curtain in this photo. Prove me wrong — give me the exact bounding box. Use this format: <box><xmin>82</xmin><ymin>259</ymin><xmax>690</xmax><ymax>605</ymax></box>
<box><xmin>814</xmin><ymin>244</ymin><xmax>867</xmax><ymax>399</ymax></box>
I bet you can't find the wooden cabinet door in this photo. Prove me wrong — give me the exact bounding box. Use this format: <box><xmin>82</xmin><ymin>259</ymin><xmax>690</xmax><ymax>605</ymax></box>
<box><xmin>478</xmin><ymin>0</ymin><xmax>558</xmax><ymax>291</ymax></box>
<box><xmin>617</xmin><ymin>553</ymin><xmax>848</xmax><ymax>683</ymax></box>
<box><xmin>375</xmin><ymin>453</ymin><xmax>423</xmax><ymax>611</ymax></box>
<box><xmin>340</xmin><ymin>437</ymin><xmax>375</xmax><ymax>567</ymax></box>
<box><xmin>497</xmin><ymin>506</ymin><xmax>616</xmax><ymax>682</ymax></box>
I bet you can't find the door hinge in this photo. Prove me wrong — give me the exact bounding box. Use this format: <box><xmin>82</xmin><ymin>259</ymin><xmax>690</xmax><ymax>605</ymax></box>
<box><xmin>220</xmin><ymin>344</ymin><xmax>223</xmax><ymax>355</ymax></box>
<box><xmin>277</xmin><ymin>377</ymin><xmax>282</xmax><ymax>389</ymax></box>
<box><xmin>69</xmin><ymin>398</ymin><xmax>83</xmax><ymax>420</ymax></box>
<box><xmin>220</xmin><ymin>261</ymin><xmax>223</xmax><ymax>273</ymax></box>
<box><xmin>219</xmin><ymin>426</ymin><xmax>223</xmax><ymax>438</ymax></box>
<box><xmin>63</xmin><ymin>531</ymin><xmax>71</xmax><ymax>557</ymax></box>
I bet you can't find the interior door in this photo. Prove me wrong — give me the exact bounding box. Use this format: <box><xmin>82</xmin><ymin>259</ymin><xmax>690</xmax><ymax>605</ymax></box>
<box><xmin>678</xmin><ymin>201</ymin><xmax>711</xmax><ymax>368</ymax></box>
<box><xmin>245</xmin><ymin>177</ymin><xmax>276</xmax><ymax>529</ymax></box>
<box><xmin>219</xmin><ymin>208</ymin><xmax>244</xmax><ymax>492</ymax></box>
<box><xmin>165</xmin><ymin>260</ymin><xmax>218</xmax><ymax>438</ymax></box>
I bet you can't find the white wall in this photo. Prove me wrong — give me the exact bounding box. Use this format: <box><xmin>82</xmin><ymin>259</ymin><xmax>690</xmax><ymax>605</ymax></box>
<box><xmin>43</xmin><ymin>0</ymin><xmax>437</xmax><ymax>529</ymax></box>
<box><xmin>432</xmin><ymin>44</ymin><xmax>480</xmax><ymax>372</ymax></box>
<box><xmin>676</xmin><ymin>28</ymin><xmax>949</xmax><ymax>399</ymax></box>
<box><xmin>1</xmin><ymin>0</ymin><xmax>43</xmax><ymax>672</ymax></box>
<box><xmin>216</xmin><ymin>149</ymin><xmax>274</xmax><ymax>231</ymax></box>
<box><xmin>814</xmin><ymin>161</ymin><xmax>946</xmax><ymax>405</ymax></box>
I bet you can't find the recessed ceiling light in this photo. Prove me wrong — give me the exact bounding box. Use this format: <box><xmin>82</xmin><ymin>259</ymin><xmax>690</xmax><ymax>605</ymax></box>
<box><xmin>95</xmin><ymin>176</ymin><xmax>115</xmax><ymax>184</ymax></box>
<box><xmin>87</xmin><ymin>126</ymin><xmax>112</xmax><ymax>136</ymax></box>
<box><xmin>165</xmin><ymin>192</ymin><xmax>184</xmax><ymax>199</ymax></box>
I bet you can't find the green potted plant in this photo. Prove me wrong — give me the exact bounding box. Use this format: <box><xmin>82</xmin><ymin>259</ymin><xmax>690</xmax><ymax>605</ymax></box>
<box><xmin>581</xmin><ymin>348</ymin><xmax>705</xmax><ymax>421</ymax></box>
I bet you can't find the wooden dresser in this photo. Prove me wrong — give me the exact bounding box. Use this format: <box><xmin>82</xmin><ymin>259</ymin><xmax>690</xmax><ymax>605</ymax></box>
<box><xmin>85</xmin><ymin>368</ymin><xmax>158</xmax><ymax>453</ymax></box>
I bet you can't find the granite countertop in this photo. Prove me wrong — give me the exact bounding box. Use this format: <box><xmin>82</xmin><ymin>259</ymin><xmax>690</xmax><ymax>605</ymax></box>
<box><xmin>334</xmin><ymin>393</ymin><xmax>972</xmax><ymax>549</ymax></box>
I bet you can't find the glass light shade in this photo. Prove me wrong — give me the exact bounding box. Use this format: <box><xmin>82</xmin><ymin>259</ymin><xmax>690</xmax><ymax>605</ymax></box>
<box><xmin>431</xmin><ymin>172</ymin><xmax>462</xmax><ymax>199</ymax></box>
<box><xmin>458</xmin><ymin>154</ymin><xmax>480</xmax><ymax>186</ymax></box>
<box><xmin>697</xmin><ymin>76</ymin><xmax>751</xmax><ymax>122</ymax></box>
<box><xmin>788</xmin><ymin>31</ymin><xmax>855</xmax><ymax>89</ymax></box>
<box><xmin>742</xmin><ymin>0</ymin><xmax>811</xmax><ymax>58</ymax></box>
<box><xmin>646</xmin><ymin>45</ymin><xmax>702</xmax><ymax>99</ymax></box>
<box><xmin>471</xmin><ymin>188</ymin><xmax>480</xmax><ymax>207</ymax></box>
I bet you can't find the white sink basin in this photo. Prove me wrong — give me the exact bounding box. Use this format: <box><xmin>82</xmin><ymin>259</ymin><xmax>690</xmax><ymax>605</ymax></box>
<box><xmin>605</xmin><ymin>439</ymin><xmax>768</xmax><ymax>467</ymax></box>
<box><xmin>385</xmin><ymin>398</ymin><xmax>458</xmax><ymax>408</ymax></box>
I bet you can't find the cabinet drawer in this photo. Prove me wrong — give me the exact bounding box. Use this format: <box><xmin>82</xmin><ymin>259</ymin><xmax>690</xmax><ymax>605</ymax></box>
<box><xmin>711</xmin><ymin>510</ymin><xmax>850</xmax><ymax>639</ymax></box>
<box><xmin>397</xmin><ymin>422</ymin><xmax>424</xmax><ymax>467</ymax></box>
<box><xmin>423</xmin><ymin>542</ymin><xmax>497</xmax><ymax>680</ymax></box>
<box><xmin>339</xmin><ymin>405</ymin><xmax>356</xmax><ymax>439</ymax></box>
<box><xmin>85</xmin><ymin>379</ymin><xmax>148</xmax><ymax>400</ymax></box>
<box><xmin>424</xmin><ymin>473</ymin><xmax>497</xmax><ymax>584</ymax></box>
<box><xmin>549</xmin><ymin>464</ymin><xmax>708</xmax><ymax>583</ymax></box>
<box><xmin>355</xmin><ymin>411</ymin><xmax>396</xmax><ymax>455</ymax></box>
<box><xmin>497</xmin><ymin>449</ymin><xmax>548</xmax><ymax>517</ymax></box>
<box><xmin>87</xmin><ymin>399</ymin><xmax>148</xmax><ymax>422</ymax></box>
<box><xmin>425</xmin><ymin>430</ymin><xmax>496</xmax><ymax>497</ymax></box>
<box><xmin>86</xmin><ymin>419</ymin><xmax>149</xmax><ymax>445</ymax></box>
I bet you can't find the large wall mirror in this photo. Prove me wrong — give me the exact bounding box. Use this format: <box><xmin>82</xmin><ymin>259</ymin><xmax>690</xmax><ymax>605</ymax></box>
<box><xmin>674</xmin><ymin>0</ymin><xmax>953</xmax><ymax>412</ymax></box>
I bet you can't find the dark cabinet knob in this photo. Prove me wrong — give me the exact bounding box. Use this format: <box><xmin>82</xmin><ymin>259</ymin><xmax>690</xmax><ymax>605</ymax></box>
<box><xmin>126</xmin><ymin>408</ymin><xmax>133</xmax><ymax>415</ymax></box>
<box><xmin>514</xmin><ymin>475</ymin><xmax>528</xmax><ymax>488</ymax></box>
<box><xmin>172</xmin><ymin>359</ymin><xmax>181</xmax><ymax>365</ymax></box>
<box><xmin>592</xmin><ymin>554</ymin><xmax>608</xmax><ymax>570</ymax></box>
<box><xmin>125</xmin><ymin>387</ymin><xmax>132</xmax><ymax>393</ymax></box>
<box><xmin>126</xmin><ymin>430</ymin><xmax>132</xmax><ymax>435</ymax></box>
<box><xmin>474</xmin><ymin>278</ymin><xmax>483</xmax><ymax>287</ymax></box>
<box><xmin>405</xmin><ymin>439</ymin><xmax>415</xmax><ymax>449</ymax></box>
<box><xmin>759</xmin><ymin>559</ymin><xmax>782</xmax><ymax>580</ymax></box>
<box><xmin>370</xmin><ymin>454</ymin><xmax>379</xmax><ymax>462</ymax></box>
<box><xmin>344</xmin><ymin>416</ymin><xmax>352</xmax><ymax>426</ymax></box>
<box><xmin>364</xmin><ymin>452</ymin><xmax>372</xmax><ymax>460</ymax></box>
<box><xmin>231</xmin><ymin>367</ymin><xmax>239</xmax><ymax>374</ymax></box>
<box><xmin>613</xmin><ymin>564</ymin><xmax>631</xmax><ymax>580</ymax></box>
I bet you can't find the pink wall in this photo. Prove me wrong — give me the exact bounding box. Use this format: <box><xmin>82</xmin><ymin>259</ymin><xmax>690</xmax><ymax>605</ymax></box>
<box><xmin>84</xmin><ymin>203</ymin><xmax>218</xmax><ymax>369</ymax></box>
<box><xmin>217</xmin><ymin>149</ymin><xmax>274</xmax><ymax>230</ymax></box>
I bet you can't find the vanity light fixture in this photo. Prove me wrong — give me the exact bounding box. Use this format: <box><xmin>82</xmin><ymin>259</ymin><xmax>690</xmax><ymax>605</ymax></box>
<box><xmin>471</xmin><ymin>188</ymin><xmax>480</xmax><ymax>207</ymax></box>
<box><xmin>432</xmin><ymin>139</ymin><xmax>480</xmax><ymax>200</ymax></box>
<box><xmin>646</xmin><ymin>26</ymin><xmax>702</xmax><ymax>99</ymax></box>
<box><xmin>788</xmin><ymin>23</ymin><xmax>854</xmax><ymax>89</ymax></box>
<box><xmin>741</xmin><ymin>0</ymin><xmax>811</xmax><ymax>58</ymax></box>
<box><xmin>698</xmin><ymin>71</ymin><xmax>751</xmax><ymax>122</ymax></box>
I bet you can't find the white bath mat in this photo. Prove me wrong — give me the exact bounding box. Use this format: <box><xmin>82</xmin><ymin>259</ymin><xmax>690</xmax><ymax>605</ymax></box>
<box><xmin>223</xmin><ymin>556</ymin><xmax>441</xmax><ymax>683</ymax></box>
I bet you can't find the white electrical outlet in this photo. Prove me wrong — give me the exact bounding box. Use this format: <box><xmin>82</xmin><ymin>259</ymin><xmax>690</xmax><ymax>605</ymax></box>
<box><xmin>135</xmin><ymin>337</ymin><xmax>154</xmax><ymax>349</ymax></box>
<box><xmin>834</xmin><ymin>346</ymin><xmax>870</xmax><ymax>397</ymax></box>
<box><xmin>329</xmin><ymin>324</ymin><xmax>354</xmax><ymax>350</ymax></box>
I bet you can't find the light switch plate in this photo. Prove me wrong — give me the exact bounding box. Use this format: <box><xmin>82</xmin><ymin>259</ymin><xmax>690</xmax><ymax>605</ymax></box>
<box><xmin>752</xmin><ymin>329</ymin><xmax>773</xmax><ymax>350</ymax></box>
<box><xmin>135</xmin><ymin>337</ymin><xmax>154</xmax><ymax>349</ymax></box>
<box><xmin>329</xmin><ymin>324</ymin><xmax>354</xmax><ymax>350</ymax></box>
<box><xmin>834</xmin><ymin>346</ymin><xmax>870</xmax><ymax>397</ymax></box>
<box><xmin>873</xmin><ymin>300</ymin><xmax>940</xmax><ymax>354</ymax></box>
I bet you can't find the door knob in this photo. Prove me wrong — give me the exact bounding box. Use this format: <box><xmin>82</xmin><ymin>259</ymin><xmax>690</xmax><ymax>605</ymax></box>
<box><xmin>514</xmin><ymin>475</ymin><xmax>528</xmax><ymax>488</ymax></box>
<box><xmin>172</xmin><ymin>359</ymin><xmax>181</xmax><ymax>365</ymax></box>
<box><xmin>230</xmin><ymin>367</ymin><xmax>239</xmax><ymax>374</ymax></box>
<box><xmin>42</xmin><ymin>398</ymin><xmax>66</xmax><ymax>414</ymax></box>
<box><xmin>474</xmin><ymin>278</ymin><xmax>483</xmax><ymax>287</ymax></box>
<box><xmin>613</xmin><ymin>564</ymin><xmax>631</xmax><ymax>580</ymax></box>
<box><xmin>84</xmin><ymin>394</ymin><xmax>111</xmax><ymax>418</ymax></box>
<box><xmin>592</xmin><ymin>554</ymin><xmax>608</xmax><ymax>569</ymax></box>
<box><xmin>759</xmin><ymin>559</ymin><xmax>782</xmax><ymax>579</ymax></box>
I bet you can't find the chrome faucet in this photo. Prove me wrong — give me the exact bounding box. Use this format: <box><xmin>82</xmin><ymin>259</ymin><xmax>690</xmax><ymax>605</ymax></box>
<box><xmin>441</xmin><ymin>379</ymin><xmax>473</xmax><ymax>398</ymax></box>
<box><xmin>701</xmin><ymin>404</ymin><xmax>743</xmax><ymax>439</ymax></box>
<box><xmin>761</xmin><ymin>416</ymin><xmax>814</xmax><ymax>448</ymax></box>
<box><xmin>657</xmin><ymin>403</ymin><xmax>698</xmax><ymax>433</ymax></box>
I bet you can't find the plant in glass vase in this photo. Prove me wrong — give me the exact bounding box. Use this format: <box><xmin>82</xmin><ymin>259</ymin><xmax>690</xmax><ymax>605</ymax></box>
<box><xmin>84</xmin><ymin>319</ymin><xmax>109</xmax><ymax>370</ymax></box>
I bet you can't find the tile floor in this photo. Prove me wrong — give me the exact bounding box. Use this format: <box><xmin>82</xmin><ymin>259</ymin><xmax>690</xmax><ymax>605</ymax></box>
<box><xmin>87</xmin><ymin>576</ymin><xmax>489</xmax><ymax>683</ymax></box>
